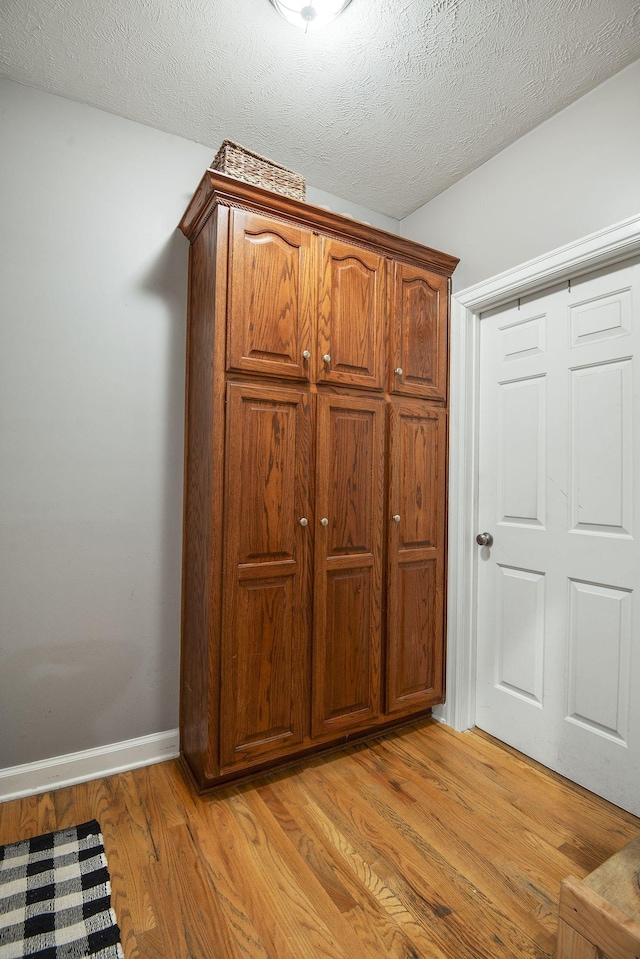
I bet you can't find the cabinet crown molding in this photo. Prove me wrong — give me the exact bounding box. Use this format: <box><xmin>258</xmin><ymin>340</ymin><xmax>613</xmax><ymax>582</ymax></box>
<box><xmin>178</xmin><ymin>169</ymin><xmax>459</xmax><ymax>278</ymax></box>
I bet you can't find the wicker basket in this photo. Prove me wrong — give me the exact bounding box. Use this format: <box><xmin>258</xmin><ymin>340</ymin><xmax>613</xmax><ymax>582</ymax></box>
<box><xmin>211</xmin><ymin>139</ymin><xmax>306</xmax><ymax>201</ymax></box>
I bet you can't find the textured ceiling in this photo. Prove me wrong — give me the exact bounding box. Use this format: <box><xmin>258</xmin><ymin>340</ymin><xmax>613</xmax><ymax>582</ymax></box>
<box><xmin>1</xmin><ymin>0</ymin><xmax>639</xmax><ymax>218</ymax></box>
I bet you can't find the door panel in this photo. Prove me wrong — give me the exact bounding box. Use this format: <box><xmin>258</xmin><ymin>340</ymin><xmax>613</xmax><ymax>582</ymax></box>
<box><xmin>220</xmin><ymin>383</ymin><xmax>312</xmax><ymax>769</ymax></box>
<box><xmin>323</xmin><ymin>567</ymin><xmax>372</xmax><ymax>721</ymax></box>
<box><xmin>497</xmin><ymin>375</ymin><xmax>546</xmax><ymax>526</ymax></box>
<box><xmin>394</xmin><ymin>562</ymin><xmax>440</xmax><ymax>702</ymax></box>
<box><xmin>567</xmin><ymin>580</ymin><xmax>631</xmax><ymax>743</ymax></box>
<box><xmin>233</xmin><ymin>575</ymin><xmax>296</xmax><ymax>748</ymax></box>
<box><xmin>476</xmin><ymin>259</ymin><xmax>640</xmax><ymax>816</ymax></box>
<box><xmin>570</xmin><ymin>361</ymin><xmax>631</xmax><ymax>534</ymax></box>
<box><xmin>328</xmin><ymin>405</ymin><xmax>376</xmax><ymax>554</ymax></box>
<box><xmin>387</xmin><ymin>401</ymin><xmax>447</xmax><ymax>714</ymax></box>
<box><xmin>317</xmin><ymin>238</ymin><xmax>385</xmax><ymax>390</ymax></box>
<box><xmin>495</xmin><ymin>565</ymin><xmax>545</xmax><ymax>705</ymax></box>
<box><xmin>227</xmin><ymin>211</ymin><xmax>313</xmax><ymax>380</ymax></box>
<box><xmin>312</xmin><ymin>393</ymin><xmax>385</xmax><ymax>736</ymax></box>
<box><xmin>390</xmin><ymin>263</ymin><xmax>448</xmax><ymax>400</ymax></box>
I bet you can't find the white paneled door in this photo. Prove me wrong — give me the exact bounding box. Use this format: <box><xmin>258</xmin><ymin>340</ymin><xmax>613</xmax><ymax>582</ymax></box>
<box><xmin>475</xmin><ymin>259</ymin><xmax>640</xmax><ymax>816</ymax></box>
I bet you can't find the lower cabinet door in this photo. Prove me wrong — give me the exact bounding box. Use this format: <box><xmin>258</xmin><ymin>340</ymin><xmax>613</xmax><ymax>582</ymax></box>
<box><xmin>312</xmin><ymin>392</ymin><xmax>385</xmax><ymax>737</ymax></box>
<box><xmin>219</xmin><ymin>382</ymin><xmax>312</xmax><ymax>770</ymax></box>
<box><xmin>386</xmin><ymin>400</ymin><xmax>447</xmax><ymax>714</ymax></box>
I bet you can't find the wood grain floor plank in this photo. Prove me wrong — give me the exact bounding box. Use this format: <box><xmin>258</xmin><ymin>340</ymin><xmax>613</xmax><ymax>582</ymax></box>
<box><xmin>388</xmin><ymin>726</ymin><xmax>633</xmax><ymax>883</ymax></box>
<box><xmin>106</xmin><ymin>771</ymin><xmax>158</xmax><ymax>862</ymax></box>
<box><xmin>1</xmin><ymin>795</ymin><xmax>41</xmax><ymax>842</ymax></box>
<box><xmin>130</xmin><ymin>761</ymin><xmax>187</xmax><ymax>863</ymax></box>
<box><xmin>301</xmin><ymin>755</ymin><xmax>552</xmax><ymax>958</ymax></box>
<box><xmin>52</xmin><ymin>783</ymin><xmax>76</xmax><ymax>830</ymax></box>
<box><xmin>255</xmin><ymin>776</ymin><xmax>426</xmax><ymax>959</ymax></box>
<box><xmin>103</xmin><ymin>773</ymin><xmax>157</xmax><ymax>937</ymax></box>
<box><xmin>350</xmin><ymin>740</ymin><xmax>563</xmax><ymax>938</ymax></box>
<box><xmin>357</xmin><ymin>734</ymin><xmax>577</xmax><ymax>898</ymax></box>
<box><xmin>71</xmin><ymin>776</ymin><xmax>143</xmax><ymax>959</ymax></box>
<box><xmin>244</xmin><ymin>784</ymin><xmax>410</xmax><ymax>959</ymax></box>
<box><xmin>35</xmin><ymin>791</ymin><xmax>56</xmax><ymax>834</ymax></box>
<box><xmin>145</xmin><ymin>821</ymin><xmax>242</xmax><ymax>959</ymax></box>
<box><xmin>186</xmin><ymin>819</ymin><xmax>274</xmax><ymax>959</ymax></box>
<box><xmin>131</xmin><ymin>925</ymin><xmax>167</xmax><ymax>959</ymax></box>
<box><xmin>273</xmin><ymin>771</ymin><xmax>451</xmax><ymax>959</ymax></box>
<box><xmin>442</xmin><ymin>728</ymin><xmax>637</xmax><ymax>847</ymax></box>
<box><xmin>71</xmin><ymin>776</ymin><xmax>112</xmax><ymax>827</ymax></box>
<box><xmin>381</xmin><ymin>728</ymin><xmax>572</xmax><ymax>849</ymax></box>
<box><xmin>0</xmin><ymin>796</ymin><xmax>26</xmax><ymax>845</ymax></box>
<box><xmin>375</xmin><ymin>726</ymin><xmax>638</xmax><ymax>913</ymax></box>
<box><xmin>198</xmin><ymin>791</ymin><xmax>315</xmax><ymax>959</ymax></box>
<box><xmin>256</xmin><ymin>782</ymin><xmax>359</xmax><ymax>914</ymax></box>
<box><xmin>303</xmin><ymin>770</ymin><xmax>479</xmax><ymax>959</ymax></box>
<box><xmin>225</xmin><ymin>788</ymin><xmax>351</xmax><ymax>959</ymax></box>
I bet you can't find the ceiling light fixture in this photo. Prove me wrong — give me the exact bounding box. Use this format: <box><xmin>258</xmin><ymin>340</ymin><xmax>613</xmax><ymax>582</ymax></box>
<box><xmin>269</xmin><ymin>0</ymin><xmax>353</xmax><ymax>32</ymax></box>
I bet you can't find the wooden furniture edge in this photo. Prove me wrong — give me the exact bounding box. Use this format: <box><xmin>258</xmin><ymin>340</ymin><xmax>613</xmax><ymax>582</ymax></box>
<box><xmin>556</xmin><ymin>919</ymin><xmax>600</xmax><ymax>959</ymax></box>
<box><xmin>178</xmin><ymin>170</ymin><xmax>460</xmax><ymax>277</ymax></box>
<box><xmin>584</xmin><ymin>835</ymin><xmax>640</xmax><ymax>915</ymax></box>
<box><xmin>558</xmin><ymin>874</ymin><xmax>640</xmax><ymax>959</ymax></box>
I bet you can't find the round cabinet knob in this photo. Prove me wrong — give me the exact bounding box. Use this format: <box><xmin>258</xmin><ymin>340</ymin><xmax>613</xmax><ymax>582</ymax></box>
<box><xmin>395</xmin><ymin>367</ymin><xmax>403</xmax><ymax>375</ymax></box>
<box><xmin>302</xmin><ymin>350</ymin><xmax>311</xmax><ymax>360</ymax></box>
<box><xmin>299</xmin><ymin>517</ymin><xmax>309</xmax><ymax>527</ymax></box>
<box><xmin>320</xmin><ymin>517</ymin><xmax>329</xmax><ymax>527</ymax></box>
<box><xmin>476</xmin><ymin>531</ymin><xmax>494</xmax><ymax>547</ymax></box>
<box><xmin>322</xmin><ymin>354</ymin><xmax>331</xmax><ymax>364</ymax></box>
<box><xmin>392</xmin><ymin>514</ymin><xmax>401</xmax><ymax>523</ymax></box>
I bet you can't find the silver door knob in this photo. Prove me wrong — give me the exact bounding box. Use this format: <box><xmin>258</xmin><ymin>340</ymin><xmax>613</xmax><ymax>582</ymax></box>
<box><xmin>392</xmin><ymin>514</ymin><xmax>401</xmax><ymax>523</ymax></box>
<box><xmin>302</xmin><ymin>350</ymin><xmax>311</xmax><ymax>360</ymax></box>
<box><xmin>476</xmin><ymin>532</ymin><xmax>493</xmax><ymax>547</ymax></box>
<box><xmin>320</xmin><ymin>517</ymin><xmax>329</xmax><ymax>526</ymax></box>
<box><xmin>299</xmin><ymin>517</ymin><xmax>308</xmax><ymax>527</ymax></box>
<box><xmin>322</xmin><ymin>354</ymin><xmax>331</xmax><ymax>364</ymax></box>
<box><xmin>394</xmin><ymin>367</ymin><xmax>403</xmax><ymax>375</ymax></box>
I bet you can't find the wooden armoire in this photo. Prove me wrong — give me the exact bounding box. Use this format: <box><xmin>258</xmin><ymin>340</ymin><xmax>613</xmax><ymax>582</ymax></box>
<box><xmin>178</xmin><ymin>170</ymin><xmax>458</xmax><ymax>792</ymax></box>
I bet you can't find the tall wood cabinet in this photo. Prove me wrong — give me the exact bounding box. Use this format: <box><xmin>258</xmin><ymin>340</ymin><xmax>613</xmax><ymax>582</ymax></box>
<box><xmin>178</xmin><ymin>171</ymin><xmax>458</xmax><ymax>792</ymax></box>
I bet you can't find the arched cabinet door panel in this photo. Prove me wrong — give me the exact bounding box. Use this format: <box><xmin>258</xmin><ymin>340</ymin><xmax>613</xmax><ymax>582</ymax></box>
<box><xmin>227</xmin><ymin>210</ymin><xmax>314</xmax><ymax>380</ymax></box>
<box><xmin>390</xmin><ymin>262</ymin><xmax>448</xmax><ymax>400</ymax></box>
<box><xmin>317</xmin><ymin>238</ymin><xmax>386</xmax><ymax>391</ymax></box>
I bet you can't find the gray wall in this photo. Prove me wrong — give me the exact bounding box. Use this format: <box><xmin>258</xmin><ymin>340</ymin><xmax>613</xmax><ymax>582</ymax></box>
<box><xmin>401</xmin><ymin>59</ymin><xmax>640</xmax><ymax>291</ymax></box>
<box><xmin>0</xmin><ymin>78</ymin><xmax>397</xmax><ymax>769</ymax></box>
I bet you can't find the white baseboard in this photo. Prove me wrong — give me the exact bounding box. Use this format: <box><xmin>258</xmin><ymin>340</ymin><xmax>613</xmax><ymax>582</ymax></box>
<box><xmin>0</xmin><ymin>729</ymin><xmax>180</xmax><ymax>803</ymax></box>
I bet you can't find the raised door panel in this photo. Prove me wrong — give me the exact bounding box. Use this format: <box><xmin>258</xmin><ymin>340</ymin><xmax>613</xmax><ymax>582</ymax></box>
<box><xmin>312</xmin><ymin>393</ymin><xmax>385</xmax><ymax>736</ymax></box>
<box><xmin>318</xmin><ymin>238</ymin><xmax>385</xmax><ymax>390</ymax></box>
<box><xmin>227</xmin><ymin>211</ymin><xmax>313</xmax><ymax>380</ymax></box>
<box><xmin>220</xmin><ymin>383</ymin><xmax>312</xmax><ymax>770</ymax></box>
<box><xmin>386</xmin><ymin>401</ymin><xmax>447</xmax><ymax>714</ymax></box>
<box><xmin>391</xmin><ymin>262</ymin><xmax>448</xmax><ymax>400</ymax></box>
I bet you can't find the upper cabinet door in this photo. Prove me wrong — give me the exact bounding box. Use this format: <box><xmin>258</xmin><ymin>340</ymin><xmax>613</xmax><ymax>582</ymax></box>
<box><xmin>317</xmin><ymin>238</ymin><xmax>385</xmax><ymax>391</ymax></box>
<box><xmin>390</xmin><ymin>262</ymin><xmax>448</xmax><ymax>400</ymax></box>
<box><xmin>227</xmin><ymin>210</ymin><xmax>313</xmax><ymax>380</ymax></box>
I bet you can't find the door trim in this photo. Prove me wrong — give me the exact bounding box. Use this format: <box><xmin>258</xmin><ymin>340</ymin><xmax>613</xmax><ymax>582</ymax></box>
<box><xmin>442</xmin><ymin>212</ymin><xmax>640</xmax><ymax>732</ymax></box>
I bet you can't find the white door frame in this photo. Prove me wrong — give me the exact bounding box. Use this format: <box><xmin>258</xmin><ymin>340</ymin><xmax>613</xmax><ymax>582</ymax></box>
<box><xmin>440</xmin><ymin>212</ymin><xmax>640</xmax><ymax>732</ymax></box>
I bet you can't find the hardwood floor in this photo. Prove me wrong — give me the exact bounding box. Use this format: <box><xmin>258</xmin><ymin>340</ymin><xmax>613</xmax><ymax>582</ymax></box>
<box><xmin>1</xmin><ymin>720</ymin><xmax>638</xmax><ymax>959</ymax></box>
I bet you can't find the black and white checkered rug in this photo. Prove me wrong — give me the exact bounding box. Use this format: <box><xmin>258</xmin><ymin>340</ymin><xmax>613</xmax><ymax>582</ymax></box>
<box><xmin>0</xmin><ymin>819</ymin><xmax>124</xmax><ymax>959</ymax></box>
